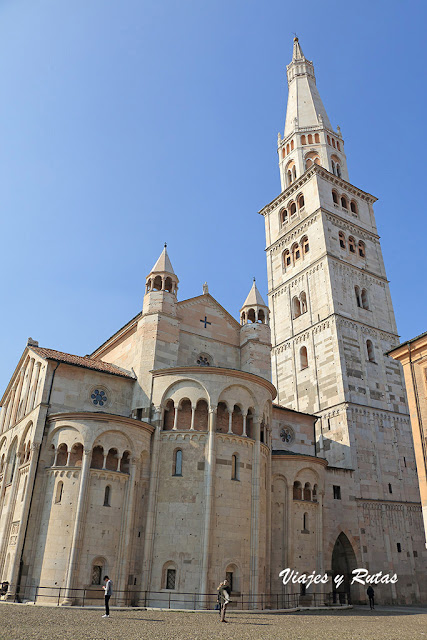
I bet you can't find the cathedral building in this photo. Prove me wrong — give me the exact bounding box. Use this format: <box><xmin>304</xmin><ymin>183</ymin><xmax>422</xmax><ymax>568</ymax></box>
<box><xmin>0</xmin><ymin>39</ymin><xmax>425</xmax><ymax>607</ymax></box>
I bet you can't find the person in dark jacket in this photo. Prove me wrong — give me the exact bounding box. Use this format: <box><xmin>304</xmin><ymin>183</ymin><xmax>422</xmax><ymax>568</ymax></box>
<box><xmin>102</xmin><ymin>575</ymin><xmax>113</xmax><ymax>617</ymax></box>
<box><xmin>367</xmin><ymin>585</ymin><xmax>375</xmax><ymax>610</ymax></box>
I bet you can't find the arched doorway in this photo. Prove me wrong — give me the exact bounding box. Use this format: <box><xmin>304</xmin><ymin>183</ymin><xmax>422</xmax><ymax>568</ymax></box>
<box><xmin>331</xmin><ymin>532</ymin><xmax>358</xmax><ymax>604</ymax></box>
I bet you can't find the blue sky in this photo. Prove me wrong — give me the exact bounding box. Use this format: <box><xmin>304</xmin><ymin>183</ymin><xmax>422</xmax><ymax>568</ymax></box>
<box><xmin>1</xmin><ymin>0</ymin><xmax>426</xmax><ymax>393</ymax></box>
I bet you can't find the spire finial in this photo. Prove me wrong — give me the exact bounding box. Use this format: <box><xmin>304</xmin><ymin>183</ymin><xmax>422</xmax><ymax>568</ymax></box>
<box><xmin>203</xmin><ymin>282</ymin><xmax>209</xmax><ymax>295</ymax></box>
<box><xmin>164</xmin><ymin>242</ymin><xmax>167</xmax><ymax>248</ymax></box>
<box><xmin>253</xmin><ymin>277</ymin><xmax>256</xmax><ymax>282</ymax></box>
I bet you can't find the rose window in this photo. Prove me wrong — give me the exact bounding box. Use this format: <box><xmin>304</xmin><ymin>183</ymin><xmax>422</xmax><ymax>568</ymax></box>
<box><xmin>91</xmin><ymin>389</ymin><xmax>107</xmax><ymax>407</ymax></box>
<box><xmin>280</xmin><ymin>426</ymin><xmax>294</xmax><ymax>444</ymax></box>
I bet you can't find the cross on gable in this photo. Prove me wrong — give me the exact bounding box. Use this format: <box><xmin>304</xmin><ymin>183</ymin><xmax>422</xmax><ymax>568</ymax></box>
<box><xmin>200</xmin><ymin>316</ymin><xmax>211</xmax><ymax>328</ymax></box>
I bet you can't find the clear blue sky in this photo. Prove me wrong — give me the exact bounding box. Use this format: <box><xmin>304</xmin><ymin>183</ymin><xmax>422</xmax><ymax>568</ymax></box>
<box><xmin>1</xmin><ymin>0</ymin><xmax>426</xmax><ymax>394</ymax></box>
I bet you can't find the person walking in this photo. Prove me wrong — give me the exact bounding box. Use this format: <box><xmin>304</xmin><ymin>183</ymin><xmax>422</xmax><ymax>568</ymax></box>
<box><xmin>217</xmin><ymin>579</ymin><xmax>231</xmax><ymax>623</ymax></box>
<box><xmin>367</xmin><ymin>585</ymin><xmax>375</xmax><ymax>610</ymax></box>
<box><xmin>102</xmin><ymin>575</ymin><xmax>112</xmax><ymax>618</ymax></box>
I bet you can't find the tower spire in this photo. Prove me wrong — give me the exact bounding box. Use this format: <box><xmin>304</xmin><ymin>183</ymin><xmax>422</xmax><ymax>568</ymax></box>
<box><xmin>278</xmin><ymin>37</ymin><xmax>348</xmax><ymax>190</ymax></box>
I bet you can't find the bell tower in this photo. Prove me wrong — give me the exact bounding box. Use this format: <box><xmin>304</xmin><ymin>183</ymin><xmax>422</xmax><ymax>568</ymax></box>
<box><xmin>261</xmin><ymin>37</ymin><xmax>416</xmax><ymax>484</ymax></box>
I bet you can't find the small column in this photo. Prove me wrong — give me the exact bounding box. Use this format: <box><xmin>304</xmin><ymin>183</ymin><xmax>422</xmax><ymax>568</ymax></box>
<box><xmin>66</xmin><ymin>451</ymin><xmax>71</xmax><ymax>467</ymax></box>
<box><xmin>161</xmin><ymin>277</ymin><xmax>166</xmax><ymax>290</ymax></box>
<box><xmin>190</xmin><ymin>406</ymin><xmax>195</xmax><ymax>431</ymax></box>
<box><xmin>27</xmin><ymin>362</ymin><xmax>41</xmax><ymax>413</ymax></box>
<box><xmin>199</xmin><ymin>405</ymin><xmax>217</xmax><ymax>606</ymax></box>
<box><xmin>242</xmin><ymin>413</ymin><xmax>247</xmax><ymax>437</ymax></box>
<box><xmin>10</xmin><ymin>372</ymin><xmax>25</xmax><ymax>427</ymax></box>
<box><xmin>5</xmin><ymin>389</ymin><xmax>16</xmax><ymax>431</ymax></box>
<box><xmin>0</xmin><ymin>401</ymin><xmax>8</xmax><ymax>433</ymax></box>
<box><xmin>18</xmin><ymin>359</ymin><xmax>34</xmax><ymax>421</ymax></box>
<box><xmin>172</xmin><ymin>405</ymin><xmax>178</xmax><ymax>430</ymax></box>
<box><xmin>23</xmin><ymin>359</ymin><xmax>37</xmax><ymax>416</ymax></box>
<box><xmin>227</xmin><ymin>410</ymin><xmax>233</xmax><ymax>434</ymax></box>
<box><xmin>102</xmin><ymin>453</ymin><xmax>108</xmax><ymax>469</ymax></box>
<box><xmin>62</xmin><ymin>448</ymin><xmax>92</xmax><ymax>604</ymax></box>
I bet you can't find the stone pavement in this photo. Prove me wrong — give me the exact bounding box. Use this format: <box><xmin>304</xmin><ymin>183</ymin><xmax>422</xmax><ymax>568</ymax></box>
<box><xmin>1</xmin><ymin>603</ymin><xmax>426</xmax><ymax>640</ymax></box>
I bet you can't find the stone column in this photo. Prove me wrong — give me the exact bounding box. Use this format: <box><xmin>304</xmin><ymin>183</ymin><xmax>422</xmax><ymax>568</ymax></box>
<box><xmin>242</xmin><ymin>413</ymin><xmax>247</xmax><ymax>437</ymax></box>
<box><xmin>10</xmin><ymin>372</ymin><xmax>25</xmax><ymax>428</ymax></box>
<box><xmin>21</xmin><ymin>359</ymin><xmax>35</xmax><ymax>418</ymax></box>
<box><xmin>265</xmin><ymin>430</ymin><xmax>272</xmax><ymax>600</ymax></box>
<box><xmin>190</xmin><ymin>406</ymin><xmax>195</xmax><ymax>430</ymax></box>
<box><xmin>249</xmin><ymin>417</ymin><xmax>261</xmax><ymax>608</ymax></box>
<box><xmin>227</xmin><ymin>410</ymin><xmax>233</xmax><ymax>434</ymax></box>
<box><xmin>0</xmin><ymin>451</ymin><xmax>23</xmax><ymax>581</ymax></box>
<box><xmin>172</xmin><ymin>405</ymin><xmax>178</xmax><ymax>430</ymax></box>
<box><xmin>199</xmin><ymin>405</ymin><xmax>217</xmax><ymax>606</ymax></box>
<box><xmin>27</xmin><ymin>363</ymin><xmax>41</xmax><ymax>414</ymax></box>
<box><xmin>62</xmin><ymin>448</ymin><xmax>92</xmax><ymax>604</ymax></box>
<box><xmin>315</xmin><ymin>491</ymin><xmax>324</xmax><ymax>594</ymax></box>
<box><xmin>141</xmin><ymin>427</ymin><xmax>161</xmax><ymax>598</ymax></box>
<box><xmin>18</xmin><ymin>359</ymin><xmax>34</xmax><ymax>421</ymax></box>
<box><xmin>115</xmin><ymin>459</ymin><xmax>138</xmax><ymax>605</ymax></box>
<box><xmin>7</xmin><ymin>443</ymin><xmax>40</xmax><ymax>599</ymax></box>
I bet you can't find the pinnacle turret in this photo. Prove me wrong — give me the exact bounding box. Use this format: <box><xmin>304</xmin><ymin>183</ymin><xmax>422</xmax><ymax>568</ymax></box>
<box><xmin>145</xmin><ymin>245</ymin><xmax>179</xmax><ymax>296</ymax></box>
<box><xmin>240</xmin><ymin>280</ymin><xmax>269</xmax><ymax>325</ymax></box>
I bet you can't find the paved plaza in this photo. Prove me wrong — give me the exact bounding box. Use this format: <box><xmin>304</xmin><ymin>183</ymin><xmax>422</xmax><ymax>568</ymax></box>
<box><xmin>1</xmin><ymin>604</ymin><xmax>427</xmax><ymax>640</ymax></box>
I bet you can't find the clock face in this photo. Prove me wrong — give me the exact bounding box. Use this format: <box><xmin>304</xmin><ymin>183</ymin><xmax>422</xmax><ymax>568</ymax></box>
<box><xmin>280</xmin><ymin>426</ymin><xmax>294</xmax><ymax>444</ymax></box>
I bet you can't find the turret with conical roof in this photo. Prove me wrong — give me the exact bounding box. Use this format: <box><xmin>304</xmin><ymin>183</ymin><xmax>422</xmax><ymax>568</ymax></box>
<box><xmin>239</xmin><ymin>280</ymin><xmax>271</xmax><ymax>381</ymax></box>
<box><xmin>278</xmin><ymin>37</ymin><xmax>349</xmax><ymax>190</ymax></box>
<box><xmin>143</xmin><ymin>244</ymin><xmax>179</xmax><ymax>316</ymax></box>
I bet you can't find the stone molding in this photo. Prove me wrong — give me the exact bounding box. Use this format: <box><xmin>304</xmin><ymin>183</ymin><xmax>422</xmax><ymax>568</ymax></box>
<box><xmin>47</xmin><ymin>411</ymin><xmax>154</xmax><ymax>434</ymax></box>
<box><xmin>325</xmin><ymin>212</ymin><xmax>379</xmax><ymax>242</ymax></box>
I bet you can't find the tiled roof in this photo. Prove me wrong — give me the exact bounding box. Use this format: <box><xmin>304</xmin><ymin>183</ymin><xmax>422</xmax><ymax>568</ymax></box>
<box><xmin>31</xmin><ymin>347</ymin><xmax>135</xmax><ymax>379</ymax></box>
<box><xmin>272</xmin><ymin>449</ymin><xmax>317</xmax><ymax>459</ymax></box>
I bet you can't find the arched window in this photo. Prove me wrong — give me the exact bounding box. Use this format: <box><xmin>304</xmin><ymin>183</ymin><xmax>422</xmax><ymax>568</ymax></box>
<box><xmin>292</xmin><ymin>166</ymin><xmax>296</xmax><ymax>181</ymax></box>
<box><xmin>332</xmin><ymin>138</ymin><xmax>336</xmax><ymax>148</ymax></box>
<box><xmin>103</xmin><ymin>485</ymin><xmax>111</xmax><ymax>506</ymax></box>
<box><xmin>348</xmin><ymin>236</ymin><xmax>356</xmax><ymax>253</ymax></box>
<box><xmin>194</xmin><ymin>399</ymin><xmax>209</xmax><ymax>431</ymax></box>
<box><xmin>304</xmin><ymin>482</ymin><xmax>311</xmax><ymax>501</ymax></box>
<box><xmin>337</xmin><ymin>141</ymin><xmax>341</xmax><ymax>151</ymax></box>
<box><xmin>292</xmin><ymin>243</ymin><xmax>301</xmax><ymax>263</ymax></box>
<box><xmin>106</xmin><ymin>448</ymin><xmax>118</xmax><ymax>471</ymax></box>
<box><xmin>282</xmin><ymin>148</ymin><xmax>286</xmax><ymax>159</ymax></box>
<box><xmin>332</xmin><ymin>190</ymin><xmax>339</xmax><ymax>204</ymax></box>
<box><xmin>302</xmin><ymin>236</ymin><xmax>309</xmax><ymax>254</ymax></box>
<box><xmin>350</xmin><ymin>201</ymin><xmax>358</xmax><ymax>215</ymax></box>
<box><xmin>286</xmin><ymin>143</ymin><xmax>290</xmax><ymax>155</ymax></box>
<box><xmin>287</xmin><ymin>170</ymin><xmax>292</xmax><ymax>185</ymax></box>
<box><xmin>286</xmin><ymin>161</ymin><xmax>296</xmax><ymax>185</ymax></box>
<box><xmin>303</xmin><ymin>512</ymin><xmax>309</xmax><ymax>531</ymax></box>
<box><xmin>358</xmin><ymin>241</ymin><xmax>365</xmax><ymax>257</ymax></box>
<box><xmin>301</xmin><ymin>135</ymin><xmax>306</xmax><ymax>145</ymax></box>
<box><xmin>56</xmin><ymin>443</ymin><xmax>68</xmax><ymax>467</ymax></box>
<box><xmin>164</xmin><ymin>565</ymin><xmax>177</xmax><ymax>590</ymax></box>
<box><xmin>231</xmin><ymin>454</ymin><xmax>239</xmax><ymax>480</ymax></box>
<box><xmin>300</xmin><ymin>346</ymin><xmax>308</xmax><ymax>369</ymax></box>
<box><xmin>121</xmin><ymin>451</ymin><xmax>130</xmax><ymax>474</ymax></box>
<box><xmin>308</xmin><ymin>134</ymin><xmax>313</xmax><ymax>144</ymax></box>
<box><xmin>367</xmin><ymin>340</ymin><xmax>375</xmax><ymax>362</ymax></box>
<box><xmin>91</xmin><ymin>445</ymin><xmax>104</xmax><ymax>469</ymax></box>
<box><xmin>361</xmin><ymin>289</ymin><xmax>369</xmax><ymax>310</ymax></box>
<box><xmin>331</xmin><ymin>160</ymin><xmax>335</xmax><ymax>175</ymax></box>
<box><xmin>292</xmin><ymin>296</ymin><xmax>301</xmax><ymax>319</ymax></box>
<box><xmin>339</xmin><ymin>232</ymin><xmax>346</xmax><ymax>249</ymax></box>
<box><xmin>298</xmin><ymin>194</ymin><xmax>305</xmax><ymax>209</ymax></box>
<box><xmin>355</xmin><ymin>286</ymin><xmax>361</xmax><ymax>308</ymax></box>
<box><xmin>164</xmin><ymin>277</ymin><xmax>173</xmax><ymax>292</ymax></box>
<box><xmin>341</xmin><ymin>196</ymin><xmax>348</xmax><ymax>210</ymax></box>
<box><xmin>300</xmin><ymin>292</ymin><xmax>307</xmax><ymax>314</ymax></box>
<box><xmin>258</xmin><ymin>309</ymin><xmax>265</xmax><ymax>323</ymax></box>
<box><xmin>290</xmin><ymin>140</ymin><xmax>294</xmax><ymax>150</ymax></box>
<box><xmin>290</xmin><ymin>202</ymin><xmax>297</xmax><ymax>216</ymax></box>
<box><xmin>91</xmin><ymin>560</ymin><xmax>104</xmax><ymax>585</ymax></box>
<box><xmin>336</xmin><ymin>164</ymin><xmax>342</xmax><ymax>178</ymax></box>
<box><xmin>163</xmin><ymin>399</ymin><xmax>175</xmax><ymax>430</ymax></box>
<box><xmin>247</xmin><ymin>308</ymin><xmax>256</xmax><ymax>323</ymax></box>
<box><xmin>305</xmin><ymin>151</ymin><xmax>320</xmax><ymax>169</ymax></box>
<box><xmin>327</xmin><ymin>135</ymin><xmax>331</xmax><ymax>145</ymax></box>
<box><xmin>69</xmin><ymin>443</ymin><xmax>83</xmax><ymax>467</ymax></box>
<box><xmin>313</xmin><ymin>484</ymin><xmax>318</xmax><ymax>501</ymax></box>
<box><xmin>315</xmin><ymin>133</ymin><xmax>320</xmax><ymax>143</ymax></box>
<box><xmin>153</xmin><ymin>275</ymin><xmax>162</xmax><ymax>291</ymax></box>
<box><xmin>55</xmin><ymin>481</ymin><xmax>63</xmax><ymax>504</ymax></box>
<box><xmin>293</xmin><ymin>481</ymin><xmax>302</xmax><ymax>500</ymax></box>
<box><xmin>174</xmin><ymin>449</ymin><xmax>183</xmax><ymax>476</ymax></box>
<box><xmin>283</xmin><ymin>250</ymin><xmax>291</xmax><ymax>269</ymax></box>
<box><xmin>280</xmin><ymin>208</ymin><xmax>288</xmax><ymax>225</ymax></box>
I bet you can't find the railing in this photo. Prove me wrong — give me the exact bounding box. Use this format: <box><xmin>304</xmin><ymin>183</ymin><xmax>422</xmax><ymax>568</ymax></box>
<box><xmin>3</xmin><ymin>585</ymin><xmax>350</xmax><ymax>609</ymax></box>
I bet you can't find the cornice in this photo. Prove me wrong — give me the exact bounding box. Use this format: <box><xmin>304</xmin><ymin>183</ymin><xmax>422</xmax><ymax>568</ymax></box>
<box><xmin>272</xmin><ymin>453</ymin><xmax>328</xmax><ymax>467</ymax></box>
<box><xmin>151</xmin><ymin>366</ymin><xmax>277</xmax><ymax>398</ymax></box>
<box><xmin>259</xmin><ymin>165</ymin><xmax>377</xmax><ymax>218</ymax></box>
<box><xmin>47</xmin><ymin>411</ymin><xmax>154</xmax><ymax>433</ymax></box>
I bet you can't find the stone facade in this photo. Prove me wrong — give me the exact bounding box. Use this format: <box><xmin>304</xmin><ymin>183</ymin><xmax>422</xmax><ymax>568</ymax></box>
<box><xmin>0</xmin><ymin>38</ymin><xmax>426</xmax><ymax>608</ymax></box>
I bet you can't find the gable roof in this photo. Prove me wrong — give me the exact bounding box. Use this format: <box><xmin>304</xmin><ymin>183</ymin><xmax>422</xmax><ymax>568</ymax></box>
<box><xmin>178</xmin><ymin>293</ymin><xmax>240</xmax><ymax>329</ymax></box>
<box><xmin>31</xmin><ymin>347</ymin><xmax>135</xmax><ymax>379</ymax></box>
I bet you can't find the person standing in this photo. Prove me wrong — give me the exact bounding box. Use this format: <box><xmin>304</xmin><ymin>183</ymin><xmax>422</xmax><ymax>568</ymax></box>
<box><xmin>367</xmin><ymin>585</ymin><xmax>375</xmax><ymax>610</ymax></box>
<box><xmin>217</xmin><ymin>579</ymin><xmax>231</xmax><ymax>623</ymax></box>
<box><xmin>102</xmin><ymin>575</ymin><xmax>112</xmax><ymax>618</ymax></box>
